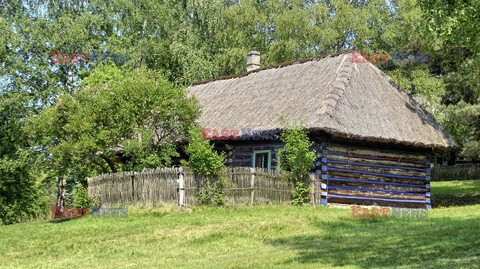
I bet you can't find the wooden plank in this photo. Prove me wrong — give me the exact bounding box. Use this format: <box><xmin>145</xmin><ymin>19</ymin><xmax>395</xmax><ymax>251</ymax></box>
<box><xmin>233</xmin><ymin>152</ymin><xmax>253</xmax><ymax>156</ymax></box>
<box><xmin>327</xmin><ymin>193</ymin><xmax>426</xmax><ymax>203</ymax></box>
<box><xmin>327</xmin><ymin>179</ymin><xmax>427</xmax><ymax>193</ymax></box>
<box><xmin>326</xmin><ymin>176</ymin><xmax>427</xmax><ymax>188</ymax></box>
<box><xmin>327</xmin><ymin>170</ymin><xmax>428</xmax><ymax>185</ymax></box>
<box><xmin>325</xmin><ymin>158</ymin><xmax>429</xmax><ymax>172</ymax></box>
<box><xmin>323</xmin><ymin>153</ymin><xmax>428</xmax><ymax>168</ymax></box>
<box><xmin>234</xmin><ymin>142</ymin><xmax>285</xmax><ymax>149</ymax></box>
<box><xmin>328</xmin><ymin>185</ymin><xmax>426</xmax><ymax>196</ymax></box>
<box><xmin>327</xmin><ymin>197</ymin><xmax>426</xmax><ymax>209</ymax></box>
<box><xmin>327</xmin><ymin>166</ymin><xmax>429</xmax><ymax>181</ymax></box>
<box><xmin>324</xmin><ymin>144</ymin><xmax>428</xmax><ymax>161</ymax></box>
<box><xmin>326</xmin><ymin>162</ymin><xmax>428</xmax><ymax>177</ymax></box>
<box><xmin>328</xmin><ymin>188</ymin><xmax>426</xmax><ymax>201</ymax></box>
<box><xmin>323</xmin><ymin>150</ymin><xmax>427</xmax><ymax>165</ymax></box>
<box><xmin>233</xmin><ymin>158</ymin><xmax>253</xmax><ymax>163</ymax></box>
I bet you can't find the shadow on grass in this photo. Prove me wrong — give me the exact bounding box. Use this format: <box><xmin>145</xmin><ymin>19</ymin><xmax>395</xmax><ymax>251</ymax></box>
<box><xmin>48</xmin><ymin>218</ymin><xmax>73</xmax><ymax>224</ymax></box>
<box><xmin>268</xmin><ymin>216</ymin><xmax>480</xmax><ymax>268</ymax></box>
<box><xmin>432</xmin><ymin>180</ymin><xmax>480</xmax><ymax>207</ymax></box>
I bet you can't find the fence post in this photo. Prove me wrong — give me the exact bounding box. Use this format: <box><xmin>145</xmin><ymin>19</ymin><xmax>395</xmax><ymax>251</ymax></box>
<box><xmin>309</xmin><ymin>173</ymin><xmax>316</xmax><ymax>205</ymax></box>
<box><xmin>87</xmin><ymin>177</ymin><xmax>92</xmax><ymax>197</ymax></box>
<box><xmin>178</xmin><ymin>167</ymin><xmax>185</xmax><ymax>206</ymax></box>
<box><xmin>131</xmin><ymin>174</ymin><xmax>135</xmax><ymax>202</ymax></box>
<box><xmin>250</xmin><ymin>168</ymin><xmax>255</xmax><ymax>205</ymax></box>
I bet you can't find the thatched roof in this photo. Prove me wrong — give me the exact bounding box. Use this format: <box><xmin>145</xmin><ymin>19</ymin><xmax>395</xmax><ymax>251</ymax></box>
<box><xmin>188</xmin><ymin>52</ymin><xmax>457</xmax><ymax>151</ymax></box>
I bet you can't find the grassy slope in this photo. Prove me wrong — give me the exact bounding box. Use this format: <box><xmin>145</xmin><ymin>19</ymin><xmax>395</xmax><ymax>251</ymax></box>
<box><xmin>0</xmin><ymin>181</ymin><xmax>479</xmax><ymax>269</ymax></box>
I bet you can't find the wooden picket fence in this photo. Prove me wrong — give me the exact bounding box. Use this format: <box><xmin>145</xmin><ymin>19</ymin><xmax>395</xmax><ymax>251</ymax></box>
<box><xmin>88</xmin><ymin>167</ymin><xmax>294</xmax><ymax>206</ymax></box>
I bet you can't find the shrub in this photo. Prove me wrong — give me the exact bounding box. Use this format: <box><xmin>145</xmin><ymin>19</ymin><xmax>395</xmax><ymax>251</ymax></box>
<box><xmin>183</xmin><ymin>128</ymin><xmax>226</xmax><ymax>205</ymax></box>
<box><xmin>72</xmin><ymin>185</ymin><xmax>99</xmax><ymax>209</ymax></box>
<box><xmin>279</xmin><ymin>125</ymin><xmax>315</xmax><ymax>206</ymax></box>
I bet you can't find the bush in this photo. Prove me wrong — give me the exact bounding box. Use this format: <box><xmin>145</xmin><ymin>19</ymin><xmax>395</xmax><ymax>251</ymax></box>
<box><xmin>279</xmin><ymin>125</ymin><xmax>316</xmax><ymax>206</ymax></box>
<box><xmin>213</xmin><ymin>176</ymin><xmax>226</xmax><ymax>206</ymax></box>
<box><xmin>197</xmin><ymin>181</ymin><xmax>213</xmax><ymax>205</ymax></box>
<box><xmin>0</xmin><ymin>150</ymin><xmax>44</xmax><ymax>225</ymax></box>
<box><xmin>183</xmin><ymin>128</ymin><xmax>226</xmax><ymax>205</ymax></box>
<box><xmin>72</xmin><ymin>185</ymin><xmax>99</xmax><ymax>209</ymax></box>
<box><xmin>291</xmin><ymin>181</ymin><xmax>311</xmax><ymax>206</ymax></box>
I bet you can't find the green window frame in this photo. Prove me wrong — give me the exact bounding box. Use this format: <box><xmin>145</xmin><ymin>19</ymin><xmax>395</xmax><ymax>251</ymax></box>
<box><xmin>276</xmin><ymin>148</ymin><xmax>286</xmax><ymax>170</ymax></box>
<box><xmin>252</xmin><ymin>150</ymin><xmax>272</xmax><ymax>170</ymax></box>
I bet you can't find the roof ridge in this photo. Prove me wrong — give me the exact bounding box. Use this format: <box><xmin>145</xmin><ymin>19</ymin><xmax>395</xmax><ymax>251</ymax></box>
<box><xmin>190</xmin><ymin>51</ymin><xmax>350</xmax><ymax>87</ymax></box>
<box><xmin>316</xmin><ymin>53</ymin><xmax>355</xmax><ymax>119</ymax></box>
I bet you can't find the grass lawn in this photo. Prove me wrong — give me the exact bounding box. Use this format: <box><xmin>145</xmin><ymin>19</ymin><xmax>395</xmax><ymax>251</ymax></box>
<box><xmin>0</xmin><ymin>180</ymin><xmax>479</xmax><ymax>269</ymax></box>
<box><xmin>431</xmin><ymin>179</ymin><xmax>480</xmax><ymax>207</ymax></box>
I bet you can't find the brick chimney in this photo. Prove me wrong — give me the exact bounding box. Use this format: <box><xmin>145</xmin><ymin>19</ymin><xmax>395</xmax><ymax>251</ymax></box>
<box><xmin>246</xmin><ymin>51</ymin><xmax>260</xmax><ymax>72</ymax></box>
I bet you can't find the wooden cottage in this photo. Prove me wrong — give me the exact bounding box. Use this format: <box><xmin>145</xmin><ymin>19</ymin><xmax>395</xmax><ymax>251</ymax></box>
<box><xmin>188</xmin><ymin>51</ymin><xmax>457</xmax><ymax>209</ymax></box>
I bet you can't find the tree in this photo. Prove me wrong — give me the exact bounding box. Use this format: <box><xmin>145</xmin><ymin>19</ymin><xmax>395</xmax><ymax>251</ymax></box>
<box><xmin>418</xmin><ymin>0</ymin><xmax>480</xmax><ymax>160</ymax></box>
<box><xmin>437</xmin><ymin>101</ymin><xmax>480</xmax><ymax>160</ymax></box>
<box><xmin>279</xmin><ymin>125</ymin><xmax>316</xmax><ymax>206</ymax></box>
<box><xmin>28</xmin><ymin>66</ymin><xmax>199</xmax><ymax>184</ymax></box>
<box><xmin>0</xmin><ymin>93</ymin><xmax>44</xmax><ymax>225</ymax></box>
<box><xmin>387</xmin><ymin>66</ymin><xmax>446</xmax><ymax>116</ymax></box>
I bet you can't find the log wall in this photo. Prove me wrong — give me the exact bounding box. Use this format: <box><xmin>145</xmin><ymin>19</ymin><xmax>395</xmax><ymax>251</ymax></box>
<box><xmin>228</xmin><ymin>141</ymin><xmax>285</xmax><ymax>168</ymax></box>
<box><xmin>316</xmin><ymin>142</ymin><xmax>431</xmax><ymax>209</ymax></box>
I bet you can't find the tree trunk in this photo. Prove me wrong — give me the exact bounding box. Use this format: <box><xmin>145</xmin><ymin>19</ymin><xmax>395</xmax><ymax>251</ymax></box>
<box><xmin>55</xmin><ymin>178</ymin><xmax>67</xmax><ymax>218</ymax></box>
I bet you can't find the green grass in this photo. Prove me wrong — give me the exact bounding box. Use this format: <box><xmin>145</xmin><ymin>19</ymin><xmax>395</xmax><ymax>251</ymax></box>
<box><xmin>0</xmin><ymin>181</ymin><xmax>479</xmax><ymax>269</ymax></box>
<box><xmin>431</xmin><ymin>179</ymin><xmax>480</xmax><ymax>207</ymax></box>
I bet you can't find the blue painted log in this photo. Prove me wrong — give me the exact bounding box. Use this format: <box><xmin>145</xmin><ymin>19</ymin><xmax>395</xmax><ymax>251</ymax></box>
<box><xmin>326</xmin><ymin>159</ymin><xmax>430</xmax><ymax>172</ymax></box>
<box><xmin>327</xmin><ymin>167</ymin><xmax>428</xmax><ymax>181</ymax></box>
<box><xmin>324</xmin><ymin>150</ymin><xmax>428</xmax><ymax>165</ymax></box>
<box><xmin>234</xmin><ymin>142</ymin><xmax>285</xmax><ymax>148</ymax></box>
<box><xmin>327</xmin><ymin>177</ymin><xmax>427</xmax><ymax>188</ymax></box>
<box><xmin>327</xmin><ymin>193</ymin><xmax>426</xmax><ymax>203</ymax></box>
<box><xmin>233</xmin><ymin>158</ymin><xmax>253</xmax><ymax>163</ymax></box>
<box><xmin>233</xmin><ymin>152</ymin><xmax>253</xmax><ymax>156</ymax></box>
<box><xmin>328</xmin><ymin>185</ymin><xmax>426</xmax><ymax>196</ymax></box>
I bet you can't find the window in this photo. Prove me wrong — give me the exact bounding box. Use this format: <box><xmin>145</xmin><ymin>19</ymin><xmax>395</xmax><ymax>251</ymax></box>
<box><xmin>253</xmin><ymin>150</ymin><xmax>271</xmax><ymax>170</ymax></box>
<box><xmin>276</xmin><ymin>148</ymin><xmax>285</xmax><ymax>170</ymax></box>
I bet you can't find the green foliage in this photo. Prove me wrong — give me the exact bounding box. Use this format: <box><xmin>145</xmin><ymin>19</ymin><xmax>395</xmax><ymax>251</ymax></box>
<box><xmin>0</xmin><ymin>93</ymin><xmax>45</xmax><ymax>225</ymax></box>
<box><xmin>437</xmin><ymin>102</ymin><xmax>473</xmax><ymax>149</ymax></box>
<box><xmin>387</xmin><ymin>67</ymin><xmax>446</xmax><ymax>115</ymax></box>
<box><xmin>194</xmin><ymin>178</ymin><xmax>225</xmax><ymax>206</ymax></box>
<box><xmin>72</xmin><ymin>185</ymin><xmax>89</xmax><ymax>209</ymax></box>
<box><xmin>436</xmin><ymin>101</ymin><xmax>480</xmax><ymax>159</ymax></box>
<box><xmin>196</xmin><ymin>183</ymin><xmax>213</xmax><ymax>206</ymax></box>
<box><xmin>420</xmin><ymin>0</ymin><xmax>480</xmax><ymax>67</ymax></box>
<box><xmin>213</xmin><ymin>176</ymin><xmax>226</xmax><ymax>206</ymax></box>
<box><xmin>279</xmin><ymin>125</ymin><xmax>315</xmax><ymax>206</ymax></box>
<box><xmin>183</xmin><ymin>128</ymin><xmax>225</xmax><ymax>176</ymax></box>
<box><xmin>417</xmin><ymin>0</ymin><xmax>480</xmax><ymax>160</ymax></box>
<box><xmin>2</xmin><ymin>0</ymin><xmax>480</xmax><ymax>225</ymax></box>
<box><xmin>72</xmin><ymin>185</ymin><xmax>90</xmax><ymax>209</ymax></box>
<box><xmin>183</xmin><ymin>128</ymin><xmax>226</xmax><ymax>205</ymax></box>
<box><xmin>0</xmin><ymin>149</ymin><xmax>43</xmax><ymax>225</ymax></box>
<box><xmin>29</xmin><ymin>66</ymin><xmax>199</xmax><ymax>181</ymax></box>
<box><xmin>291</xmin><ymin>181</ymin><xmax>311</xmax><ymax>207</ymax></box>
